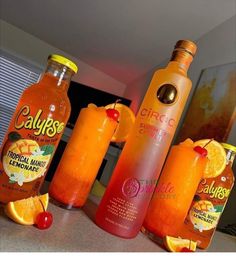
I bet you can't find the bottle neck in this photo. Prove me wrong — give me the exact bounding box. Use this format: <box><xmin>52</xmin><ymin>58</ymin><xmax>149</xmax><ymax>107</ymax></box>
<box><xmin>225</xmin><ymin>149</ymin><xmax>236</xmax><ymax>167</ymax></box>
<box><xmin>169</xmin><ymin>50</ymin><xmax>194</xmax><ymax>73</ymax></box>
<box><xmin>40</xmin><ymin>60</ymin><xmax>74</xmax><ymax>91</ymax></box>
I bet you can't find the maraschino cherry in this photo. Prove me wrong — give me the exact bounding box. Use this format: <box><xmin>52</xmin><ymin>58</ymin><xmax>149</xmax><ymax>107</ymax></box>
<box><xmin>193</xmin><ymin>138</ymin><xmax>214</xmax><ymax>157</ymax></box>
<box><xmin>180</xmin><ymin>247</ymin><xmax>194</xmax><ymax>252</ymax></box>
<box><xmin>106</xmin><ymin>99</ymin><xmax>121</xmax><ymax>122</ymax></box>
<box><xmin>106</xmin><ymin>108</ymin><xmax>120</xmax><ymax>122</ymax></box>
<box><xmin>35</xmin><ymin>199</ymin><xmax>53</xmax><ymax>230</ymax></box>
<box><xmin>193</xmin><ymin>146</ymin><xmax>208</xmax><ymax>157</ymax></box>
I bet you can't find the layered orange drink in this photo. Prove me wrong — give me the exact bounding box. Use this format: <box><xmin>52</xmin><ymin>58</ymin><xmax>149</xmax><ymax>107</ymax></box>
<box><xmin>49</xmin><ymin>104</ymin><xmax>118</xmax><ymax>208</ymax></box>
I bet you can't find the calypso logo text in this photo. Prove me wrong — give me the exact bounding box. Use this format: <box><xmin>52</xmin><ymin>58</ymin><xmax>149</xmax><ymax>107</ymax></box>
<box><xmin>15</xmin><ymin>105</ymin><xmax>64</xmax><ymax>138</ymax></box>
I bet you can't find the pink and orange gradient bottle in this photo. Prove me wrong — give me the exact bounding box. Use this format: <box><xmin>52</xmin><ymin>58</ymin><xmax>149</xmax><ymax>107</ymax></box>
<box><xmin>95</xmin><ymin>40</ymin><xmax>197</xmax><ymax>238</ymax></box>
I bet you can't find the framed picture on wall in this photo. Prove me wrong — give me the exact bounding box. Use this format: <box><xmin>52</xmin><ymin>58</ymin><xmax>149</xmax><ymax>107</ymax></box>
<box><xmin>177</xmin><ymin>62</ymin><xmax>236</xmax><ymax>144</ymax></box>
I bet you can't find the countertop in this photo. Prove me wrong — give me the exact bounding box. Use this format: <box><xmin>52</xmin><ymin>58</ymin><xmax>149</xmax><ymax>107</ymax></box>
<box><xmin>0</xmin><ymin>189</ymin><xmax>236</xmax><ymax>252</ymax></box>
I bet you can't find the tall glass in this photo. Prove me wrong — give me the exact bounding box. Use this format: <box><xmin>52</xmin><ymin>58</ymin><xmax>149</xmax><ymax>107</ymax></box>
<box><xmin>49</xmin><ymin>104</ymin><xmax>117</xmax><ymax>208</ymax></box>
<box><xmin>143</xmin><ymin>141</ymin><xmax>208</xmax><ymax>239</ymax></box>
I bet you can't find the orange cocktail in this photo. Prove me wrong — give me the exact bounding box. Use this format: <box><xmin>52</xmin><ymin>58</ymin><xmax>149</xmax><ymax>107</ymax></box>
<box><xmin>143</xmin><ymin>140</ymin><xmax>208</xmax><ymax>238</ymax></box>
<box><xmin>49</xmin><ymin>104</ymin><xmax>117</xmax><ymax>208</ymax></box>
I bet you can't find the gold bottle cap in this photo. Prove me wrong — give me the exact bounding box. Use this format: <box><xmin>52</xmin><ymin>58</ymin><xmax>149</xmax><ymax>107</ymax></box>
<box><xmin>48</xmin><ymin>54</ymin><xmax>78</xmax><ymax>73</ymax></box>
<box><xmin>174</xmin><ymin>40</ymin><xmax>197</xmax><ymax>57</ymax></box>
<box><xmin>221</xmin><ymin>143</ymin><xmax>236</xmax><ymax>153</ymax></box>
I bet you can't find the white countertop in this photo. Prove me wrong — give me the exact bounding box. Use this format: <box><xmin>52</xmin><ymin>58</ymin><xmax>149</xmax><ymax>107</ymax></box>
<box><xmin>0</xmin><ymin>186</ymin><xmax>235</xmax><ymax>252</ymax></box>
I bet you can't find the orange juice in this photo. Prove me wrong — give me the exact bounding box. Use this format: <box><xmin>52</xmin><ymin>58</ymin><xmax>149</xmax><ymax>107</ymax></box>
<box><xmin>143</xmin><ymin>141</ymin><xmax>208</xmax><ymax>238</ymax></box>
<box><xmin>49</xmin><ymin>104</ymin><xmax>117</xmax><ymax>208</ymax></box>
<box><xmin>0</xmin><ymin>55</ymin><xmax>77</xmax><ymax>203</ymax></box>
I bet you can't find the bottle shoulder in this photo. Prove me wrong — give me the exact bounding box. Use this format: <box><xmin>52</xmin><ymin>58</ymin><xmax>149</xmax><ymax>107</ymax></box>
<box><xmin>22</xmin><ymin>83</ymin><xmax>70</xmax><ymax>101</ymax></box>
<box><xmin>147</xmin><ymin>66</ymin><xmax>192</xmax><ymax>96</ymax></box>
<box><xmin>205</xmin><ymin>165</ymin><xmax>235</xmax><ymax>189</ymax></box>
<box><xmin>17</xmin><ymin>83</ymin><xmax>71</xmax><ymax>117</ymax></box>
<box><xmin>153</xmin><ymin>66</ymin><xmax>190</xmax><ymax>82</ymax></box>
<box><xmin>222</xmin><ymin>164</ymin><xmax>235</xmax><ymax>184</ymax></box>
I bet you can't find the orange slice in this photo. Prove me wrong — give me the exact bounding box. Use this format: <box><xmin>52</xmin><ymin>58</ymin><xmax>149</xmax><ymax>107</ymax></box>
<box><xmin>164</xmin><ymin>236</ymin><xmax>197</xmax><ymax>252</ymax></box>
<box><xmin>4</xmin><ymin>193</ymin><xmax>49</xmax><ymax>225</ymax></box>
<box><xmin>105</xmin><ymin>103</ymin><xmax>135</xmax><ymax>143</ymax></box>
<box><xmin>194</xmin><ymin>139</ymin><xmax>226</xmax><ymax>178</ymax></box>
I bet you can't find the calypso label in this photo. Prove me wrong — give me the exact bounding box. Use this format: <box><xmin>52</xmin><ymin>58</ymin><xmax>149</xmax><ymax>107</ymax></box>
<box><xmin>15</xmin><ymin>105</ymin><xmax>64</xmax><ymax>137</ymax></box>
<box><xmin>197</xmin><ymin>179</ymin><xmax>231</xmax><ymax>200</ymax></box>
<box><xmin>188</xmin><ymin>178</ymin><xmax>231</xmax><ymax>232</ymax></box>
<box><xmin>2</xmin><ymin>139</ymin><xmax>53</xmax><ymax>186</ymax></box>
<box><xmin>189</xmin><ymin>200</ymin><xmax>222</xmax><ymax>232</ymax></box>
<box><xmin>1</xmin><ymin>105</ymin><xmax>64</xmax><ymax>186</ymax></box>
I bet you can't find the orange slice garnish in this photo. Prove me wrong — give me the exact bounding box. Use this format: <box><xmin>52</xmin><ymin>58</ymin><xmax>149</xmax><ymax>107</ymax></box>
<box><xmin>4</xmin><ymin>193</ymin><xmax>49</xmax><ymax>225</ymax></box>
<box><xmin>194</xmin><ymin>139</ymin><xmax>226</xmax><ymax>178</ymax></box>
<box><xmin>105</xmin><ymin>103</ymin><xmax>135</xmax><ymax>143</ymax></box>
<box><xmin>164</xmin><ymin>235</ymin><xmax>197</xmax><ymax>252</ymax></box>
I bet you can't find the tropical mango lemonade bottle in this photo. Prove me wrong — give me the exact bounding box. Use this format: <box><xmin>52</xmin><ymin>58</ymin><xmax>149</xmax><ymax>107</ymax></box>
<box><xmin>49</xmin><ymin>104</ymin><xmax>119</xmax><ymax>208</ymax></box>
<box><xmin>0</xmin><ymin>55</ymin><xmax>78</xmax><ymax>203</ymax></box>
<box><xmin>180</xmin><ymin>142</ymin><xmax>235</xmax><ymax>249</ymax></box>
<box><xmin>143</xmin><ymin>139</ymin><xmax>208</xmax><ymax>238</ymax></box>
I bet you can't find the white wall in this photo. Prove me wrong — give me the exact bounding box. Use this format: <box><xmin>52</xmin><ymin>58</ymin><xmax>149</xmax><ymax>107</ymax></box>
<box><xmin>0</xmin><ymin>20</ymin><xmax>127</xmax><ymax>96</ymax></box>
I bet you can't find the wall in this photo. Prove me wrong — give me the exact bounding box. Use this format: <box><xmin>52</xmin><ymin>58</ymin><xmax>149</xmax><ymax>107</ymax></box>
<box><xmin>124</xmin><ymin>15</ymin><xmax>236</xmax><ymax>114</ymax></box>
<box><xmin>178</xmin><ymin>15</ymin><xmax>236</xmax><ymax>143</ymax></box>
<box><xmin>0</xmin><ymin>20</ymin><xmax>127</xmax><ymax>96</ymax></box>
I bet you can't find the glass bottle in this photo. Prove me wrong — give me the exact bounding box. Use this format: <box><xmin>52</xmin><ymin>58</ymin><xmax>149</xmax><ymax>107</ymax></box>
<box><xmin>0</xmin><ymin>54</ymin><xmax>78</xmax><ymax>203</ymax></box>
<box><xmin>95</xmin><ymin>40</ymin><xmax>197</xmax><ymax>238</ymax></box>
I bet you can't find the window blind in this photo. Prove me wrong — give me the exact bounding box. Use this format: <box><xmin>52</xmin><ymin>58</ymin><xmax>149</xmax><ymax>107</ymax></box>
<box><xmin>0</xmin><ymin>54</ymin><xmax>40</xmax><ymax>146</ymax></box>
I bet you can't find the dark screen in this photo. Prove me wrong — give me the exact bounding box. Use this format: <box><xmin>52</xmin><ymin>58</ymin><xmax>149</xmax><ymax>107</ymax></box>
<box><xmin>67</xmin><ymin>81</ymin><xmax>131</xmax><ymax>128</ymax></box>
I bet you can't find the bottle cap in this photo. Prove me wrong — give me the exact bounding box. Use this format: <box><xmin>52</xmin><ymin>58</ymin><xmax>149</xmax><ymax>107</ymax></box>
<box><xmin>48</xmin><ymin>54</ymin><xmax>78</xmax><ymax>73</ymax></box>
<box><xmin>174</xmin><ymin>40</ymin><xmax>197</xmax><ymax>57</ymax></box>
<box><xmin>221</xmin><ymin>143</ymin><xmax>236</xmax><ymax>153</ymax></box>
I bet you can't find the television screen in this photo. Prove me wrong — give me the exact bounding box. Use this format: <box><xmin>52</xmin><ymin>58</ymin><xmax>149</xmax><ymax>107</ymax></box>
<box><xmin>67</xmin><ymin>81</ymin><xmax>131</xmax><ymax>128</ymax></box>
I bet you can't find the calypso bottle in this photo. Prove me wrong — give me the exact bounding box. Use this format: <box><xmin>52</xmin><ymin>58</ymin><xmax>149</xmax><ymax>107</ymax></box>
<box><xmin>180</xmin><ymin>143</ymin><xmax>235</xmax><ymax>249</ymax></box>
<box><xmin>0</xmin><ymin>54</ymin><xmax>78</xmax><ymax>203</ymax></box>
<box><xmin>95</xmin><ymin>40</ymin><xmax>197</xmax><ymax>238</ymax></box>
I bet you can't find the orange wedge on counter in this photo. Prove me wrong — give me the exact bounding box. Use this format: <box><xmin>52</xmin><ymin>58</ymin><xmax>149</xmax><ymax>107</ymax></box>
<box><xmin>194</xmin><ymin>139</ymin><xmax>226</xmax><ymax>178</ymax></box>
<box><xmin>164</xmin><ymin>236</ymin><xmax>197</xmax><ymax>252</ymax></box>
<box><xmin>4</xmin><ymin>193</ymin><xmax>49</xmax><ymax>225</ymax></box>
<box><xmin>105</xmin><ymin>103</ymin><xmax>135</xmax><ymax>143</ymax></box>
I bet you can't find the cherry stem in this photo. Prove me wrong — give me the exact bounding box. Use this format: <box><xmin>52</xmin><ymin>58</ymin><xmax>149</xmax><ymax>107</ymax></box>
<box><xmin>203</xmin><ymin>138</ymin><xmax>214</xmax><ymax>148</ymax></box>
<box><xmin>114</xmin><ymin>99</ymin><xmax>122</xmax><ymax>109</ymax></box>
<box><xmin>39</xmin><ymin>198</ymin><xmax>46</xmax><ymax>212</ymax></box>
